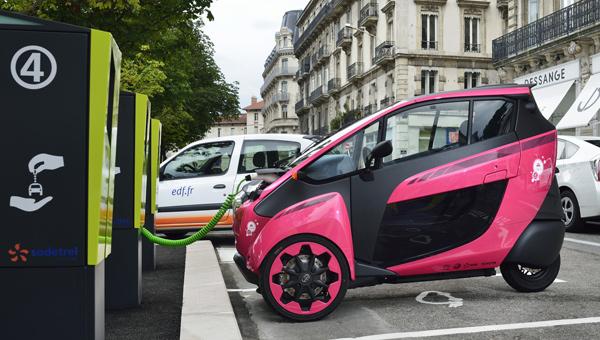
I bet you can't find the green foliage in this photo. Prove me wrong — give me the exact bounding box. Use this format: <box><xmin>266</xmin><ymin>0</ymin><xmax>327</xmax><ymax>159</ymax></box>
<box><xmin>1</xmin><ymin>0</ymin><xmax>238</xmax><ymax>153</ymax></box>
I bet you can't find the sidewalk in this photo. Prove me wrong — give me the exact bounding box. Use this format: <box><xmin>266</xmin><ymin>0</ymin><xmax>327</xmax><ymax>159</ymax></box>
<box><xmin>180</xmin><ymin>241</ymin><xmax>242</xmax><ymax>340</ymax></box>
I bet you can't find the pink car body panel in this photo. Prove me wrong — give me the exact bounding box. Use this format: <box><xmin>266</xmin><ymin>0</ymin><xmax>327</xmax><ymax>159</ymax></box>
<box><xmin>242</xmin><ymin>193</ymin><xmax>356</xmax><ymax>280</ymax></box>
<box><xmin>386</xmin><ymin>130</ymin><xmax>557</xmax><ymax>276</ymax></box>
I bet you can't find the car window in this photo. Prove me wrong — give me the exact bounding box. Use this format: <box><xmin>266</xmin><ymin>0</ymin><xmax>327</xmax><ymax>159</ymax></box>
<box><xmin>557</xmin><ymin>140</ymin><xmax>579</xmax><ymax>159</ymax></box>
<box><xmin>162</xmin><ymin>141</ymin><xmax>234</xmax><ymax>180</ymax></box>
<box><xmin>471</xmin><ymin>100</ymin><xmax>514</xmax><ymax>143</ymax></box>
<box><xmin>384</xmin><ymin>101</ymin><xmax>469</xmax><ymax>164</ymax></box>
<box><xmin>303</xmin><ymin>122</ymin><xmax>379</xmax><ymax>180</ymax></box>
<box><xmin>238</xmin><ymin>140</ymin><xmax>301</xmax><ymax>173</ymax></box>
<box><xmin>584</xmin><ymin>140</ymin><xmax>600</xmax><ymax>148</ymax></box>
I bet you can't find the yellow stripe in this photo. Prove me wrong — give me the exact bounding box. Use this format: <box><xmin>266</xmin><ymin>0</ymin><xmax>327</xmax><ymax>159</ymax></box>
<box><xmin>150</xmin><ymin>119</ymin><xmax>162</xmax><ymax>214</ymax></box>
<box><xmin>134</xmin><ymin>94</ymin><xmax>149</xmax><ymax>228</ymax></box>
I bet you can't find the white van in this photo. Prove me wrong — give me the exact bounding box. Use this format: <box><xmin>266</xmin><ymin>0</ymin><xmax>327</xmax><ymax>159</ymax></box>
<box><xmin>156</xmin><ymin>134</ymin><xmax>315</xmax><ymax>237</ymax></box>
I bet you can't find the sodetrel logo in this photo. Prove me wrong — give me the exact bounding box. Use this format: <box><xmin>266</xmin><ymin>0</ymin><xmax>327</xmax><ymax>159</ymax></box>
<box><xmin>7</xmin><ymin>243</ymin><xmax>78</xmax><ymax>263</ymax></box>
<box><xmin>8</xmin><ymin>243</ymin><xmax>29</xmax><ymax>263</ymax></box>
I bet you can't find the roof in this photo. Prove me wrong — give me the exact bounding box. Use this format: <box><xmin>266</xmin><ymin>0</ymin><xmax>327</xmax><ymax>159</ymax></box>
<box><xmin>214</xmin><ymin>115</ymin><xmax>247</xmax><ymax>126</ymax></box>
<box><xmin>243</xmin><ymin>100</ymin><xmax>264</xmax><ymax>111</ymax></box>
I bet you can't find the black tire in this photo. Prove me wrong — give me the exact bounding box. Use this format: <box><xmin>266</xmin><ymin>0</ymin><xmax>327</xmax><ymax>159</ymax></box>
<box><xmin>259</xmin><ymin>234</ymin><xmax>349</xmax><ymax>322</ymax></box>
<box><xmin>560</xmin><ymin>189</ymin><xmax>586</xmax><ymax>233</ymax></box>
<box><xmin>500</xmin><ymin>255</ymin><xmax>561</xmax><ymax>292</ymax></box>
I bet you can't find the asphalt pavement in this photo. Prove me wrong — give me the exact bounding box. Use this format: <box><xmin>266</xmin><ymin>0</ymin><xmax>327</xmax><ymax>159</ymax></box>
<box><xmin>216</xmin><ymin>223</ymin><xmax>600</xmax><ymax>340</ymax></box>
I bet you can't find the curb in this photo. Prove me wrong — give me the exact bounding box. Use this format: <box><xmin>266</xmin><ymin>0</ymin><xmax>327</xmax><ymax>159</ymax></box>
<box><xmin>180</xmin><ymin>240</ymin><xmax>242</xmax><ymax>340</ymax></box>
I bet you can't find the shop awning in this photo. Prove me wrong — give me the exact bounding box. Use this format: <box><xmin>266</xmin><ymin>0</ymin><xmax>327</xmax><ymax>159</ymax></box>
<box><xmin>531</xmin><ymin>80</ymin><xmax>575</xmax><ymax>119</ymax></box>
<box><xmin>557</xmin><ymin>73</ymin><xmax>600</xmax><ymax>130</ymax></box>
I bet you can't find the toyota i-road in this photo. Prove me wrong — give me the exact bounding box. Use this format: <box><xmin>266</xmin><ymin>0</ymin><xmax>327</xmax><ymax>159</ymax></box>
<box><xmin>157</xmin><ymin>134</ymin><xmax>314</xmax><ymax>238</ymax></box>
<box><xmin>232</xmin><ymin>85</ymin><xmax>564</xmax><ymax>321</ymax></box>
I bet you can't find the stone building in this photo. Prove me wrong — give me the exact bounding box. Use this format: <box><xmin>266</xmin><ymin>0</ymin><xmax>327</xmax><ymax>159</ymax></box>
<box><xmin>244</xmin><ymin>96</ymin><xmax>265</xmax><ymax>134</ymax></box>
<box><xmin>292</xmin><ymin>0</ymin><xmax>505</xmax><ymax>135</ymax></box>
<box><xmin>260</xmin><ymin>10</ymin><xmax>302</xmax><ymax>134</ymax></box>
<box><xmin>493</xmin><ymin>0</ymin><xmax>600</xmax><ymax>135</ymax></box>
<box><xmin>204</xmin><ymin>114</ymin><xmax>247</xmax><ymax>138</ymax></box>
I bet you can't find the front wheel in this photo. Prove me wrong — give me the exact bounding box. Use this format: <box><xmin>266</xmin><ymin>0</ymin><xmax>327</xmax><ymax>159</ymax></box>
<box><xmin>259</xmin><ymin>234</ymin><xmax>349</xmax><ymax>321</ymax></box>
<box><xmin>560</xmin><ymin>189</ymin><xmax>586</xmax><ymax>232</ymax></box>
<box><xmin>500</xmin><ymin>255</ymin><xmax>561</xmax><ymax>293</ymax></box>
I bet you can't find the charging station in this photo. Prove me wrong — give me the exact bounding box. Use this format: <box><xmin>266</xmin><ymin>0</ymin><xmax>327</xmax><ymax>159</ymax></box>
<box><xmin>143</xmin><ymin>118</ymin><xmax>162</xmax><ymax>270</ymax></box>
<box><xmin>106</xmin><ymin>92</ymin><xmax>150</xmax><ymax>309</ymax></box>
<box><xmin>0</xmin><ymin>11</ymin><xmax>121</xmax><ymax>339</ymax></box>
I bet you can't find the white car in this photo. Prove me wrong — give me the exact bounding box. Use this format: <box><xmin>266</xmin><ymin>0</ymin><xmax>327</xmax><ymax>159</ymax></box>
<box><xmin>556</xmin><ymin>135</ymin><xmax>600</xmax><ymax>232</ymax></box>
<box><xmin>156</xmin><ymin>134</ymin><xmax>315</xmax><ymax>237</ymax></box>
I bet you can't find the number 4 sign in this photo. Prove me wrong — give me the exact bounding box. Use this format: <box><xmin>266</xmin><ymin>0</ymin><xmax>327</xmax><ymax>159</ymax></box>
<box><xmin>10</xmin><ymin>45</ymin><xmax>57</xmax><ymax>90</ymax></box>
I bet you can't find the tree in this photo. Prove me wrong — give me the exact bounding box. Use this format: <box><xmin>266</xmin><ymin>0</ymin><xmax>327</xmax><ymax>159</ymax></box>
<box><xmin>1</xmin><ymin>0</ymin><xmax>239</xmax><ymax>153</ymax></box>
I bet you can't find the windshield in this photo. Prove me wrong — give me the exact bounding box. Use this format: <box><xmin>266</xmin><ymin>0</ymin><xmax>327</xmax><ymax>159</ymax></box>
<box><xmin>286</xmin><ymin>114</ymin><xmax>378</xmax><ymax>168</ymax></box>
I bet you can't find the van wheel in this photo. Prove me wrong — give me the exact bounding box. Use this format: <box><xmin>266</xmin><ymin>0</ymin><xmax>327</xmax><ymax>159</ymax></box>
<box><xmin>259</xmin><ymin>234</ymin><xmax>349</xmax><ymax>321</ymax></box>
<box><xmin>560</xmin><ymin>189</ymin><xmax>585</xmax><ymax>232</ymax></box>
<box><xmin>500</xmin><ymin>255</ymin><xmax>560</xmax><ymax>293</ymax></box>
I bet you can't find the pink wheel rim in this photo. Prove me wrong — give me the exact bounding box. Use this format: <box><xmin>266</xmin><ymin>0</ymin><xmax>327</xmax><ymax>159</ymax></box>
<box><xmin>268</xmin><ymin>241</ymin><xmax>342</xmax><ymax>315</ymax></box>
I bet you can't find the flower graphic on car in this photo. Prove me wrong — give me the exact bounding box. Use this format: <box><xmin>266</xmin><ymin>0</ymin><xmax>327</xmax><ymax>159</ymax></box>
<box><xmin>8</xmin><ymin>243</ymin><xmax>29</xmax><ymax>263</ymax></box>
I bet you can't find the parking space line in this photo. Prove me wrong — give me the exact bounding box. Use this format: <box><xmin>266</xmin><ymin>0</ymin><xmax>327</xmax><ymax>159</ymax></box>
<box><xmin>216</xmin><ymin>247</ymin><xmax>236</xmax><ymax>263</ymax></box>
<box><xmin>331</xmin><ymin>317</ymin><xmax>600</xmax><ymax>340</ymax></box>
<box><xmin>564</xmin><ymin>237</ymin><xmax>600</xmax><ymax>247</ymax></box>
<box><xmin>227</xmin><ymin>288</ymin><xmax>257</xmax><ymax>293</ymax></box>
<box><xmin>493</xmin><ymin>273</ymin><xmax>566</xmax><ymax>283</ymax></box>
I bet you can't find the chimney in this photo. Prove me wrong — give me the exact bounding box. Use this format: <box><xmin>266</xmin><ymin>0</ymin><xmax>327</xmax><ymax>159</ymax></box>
<box><xmin>251</xmin><ymin>96</ymin><xmax>257</xmax><ymax>105</ymax></box>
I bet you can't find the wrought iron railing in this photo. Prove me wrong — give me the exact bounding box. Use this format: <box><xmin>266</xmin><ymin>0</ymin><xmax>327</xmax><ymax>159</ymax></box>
<box><xmin>492</xmin><ymin>0</ymin><xmax>600</xmax><ymax>63</ymax></box>
<box><xmin>310</xmin><ymin>86</ymin><xmax>324</xmax><ymax>104</ymax></box>
<box><xmin>294</xmin><ymin>1</ymin><xmax>334</xmax><ymax>52</ymax></box>
<box><xmin>380</xmin><ymin>96</ymin><xmax>395</xmax><ymax>108</ymax></box>
<box><xmin>347</xmin><ymin>62</ymin><xmax>364</xmax><ymax>81</ymax></box>
<box><xmin>337</xmin><ymin>26</ymin><xmax>353</xmax><ymax>47</ymax></box>
<box><xmin>328</xmin><ymin>78</ymin><xmax>341</xmax><ymax>93</ymax></box>
<box><xmin>421</xmin><ymin>40</ymin><xmax>438</xmax><ymax>50</ymax></box>
<box><xmin>295</xmin><ymin>99</ymin><xmax>306</xmax><ymax>112</ymax></box>
<box><xmin>260</xmin><ymin>66</ymin><xmax>297</xmax><ymax>95</ymax></box>
<box><xmin>373</xmin><ymin>41</ymin><xmax>395</xmax><ymax>65</ymax></box>
<box><xmin>359</xmin><ymin>2</ymin><xmax>378</xmax><ymax>26</ymax></box>
<box><xmin>363</xmin><ymin>103</ymin><xmax>378</xmax><ymax>116</ymax></box>
<box><xmin>464</xmin><ymin>43</ymin><xmax>481</xmax><ymax>53</ymax></box>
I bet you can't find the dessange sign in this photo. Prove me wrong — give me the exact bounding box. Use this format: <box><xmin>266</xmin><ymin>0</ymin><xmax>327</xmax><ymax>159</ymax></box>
<box><xmin>515</xmin><ymin>60</ymin><xmax>580</xmax><ymax>88</ymax></box>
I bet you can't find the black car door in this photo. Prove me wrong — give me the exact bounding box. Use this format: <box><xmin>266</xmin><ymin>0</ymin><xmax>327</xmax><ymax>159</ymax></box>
<box><xmin>350</xmin><ymin>99</ymin><xmax>518</xmax><ymax>268</ymax></box>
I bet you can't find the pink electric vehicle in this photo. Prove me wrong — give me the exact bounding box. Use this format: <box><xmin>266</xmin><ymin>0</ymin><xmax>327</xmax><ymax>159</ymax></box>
<box><xmin>232</xmin><ymin>84</ymin><xmax>564</xmax><ymax>321</ymax></box>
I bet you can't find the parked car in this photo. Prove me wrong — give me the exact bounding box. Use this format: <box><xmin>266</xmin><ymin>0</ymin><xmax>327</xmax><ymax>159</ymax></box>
<box><xmin>556</xmin><ymin>135</ymin><xmax>600</xmax><ymax>232</ymax></box>
<box><xmin>156</xmin><ymin>134</ymin><xmax>314</xmax><ymax>238</ymax></box>
<box><xmin>232</xmin><ymin>84</ymin><xmax>564</xmax><ymax>321</ymax></box>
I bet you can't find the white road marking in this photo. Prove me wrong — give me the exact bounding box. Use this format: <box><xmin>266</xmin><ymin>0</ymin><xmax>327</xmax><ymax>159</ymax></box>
<box><xmin>216</xmin><ymin>247</ymin><xmax>236</xmax><ymax>263</ymax></box>
<box><xmin>227</xmin><ymin>288</ymin><xmax>257</xmax><ymax>293</ymax></box>
<box><xmin>331</xmin><ymin>316</ymin><xmax>600</xmax><ymax>340</ymax></box>
<box><xmin>416</xmin><ymin>291</ymin><xmax>463</xmax><ymax>308</ymax></box>
<box><xmin>494</xmin><ymin>273</ymin><xmax>566</xmax><ymax>283</ymax></box>
<box><xmin>564</xmin><ymin>237</ymin><xmax>600</xmax><ymax>248</ymax></box>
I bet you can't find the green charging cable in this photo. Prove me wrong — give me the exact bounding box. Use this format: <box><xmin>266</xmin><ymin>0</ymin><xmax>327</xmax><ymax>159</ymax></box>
<box><xmin>141</xmin><ymin>179</ymin><xmax>247</xmax><ymax>247</ymax></box>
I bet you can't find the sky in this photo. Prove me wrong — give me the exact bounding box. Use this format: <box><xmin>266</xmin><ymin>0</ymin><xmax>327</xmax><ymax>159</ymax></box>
<box><xmin>203</xmin><ymin>0</ymin><xmax>309</xmax><ymax>110</ymax></box>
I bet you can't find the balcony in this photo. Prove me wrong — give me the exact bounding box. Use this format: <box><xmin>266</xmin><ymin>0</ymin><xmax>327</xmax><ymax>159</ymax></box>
<box><xmin>314</xmin><ymin>126</ymin><xmax>329</xmax><ymax>136</ymax></box>
<box><xmin>311</xmin><ymin>52</ymin><xmax>319</xmax><ymax>68</ymax></box>
<box><xmin>492</xmin><ymin>0</ymin><xmax>600</xmax><ymax>64</ymax></box>
<box><xmin>359</xmin><ymin>2</ymin><xmax>378</xmax><ymax>31</ymax></box>
<box><xmin>272</xmin><ymin>91</ymin><xmax>290</xmax><ymax>103</ymax></box>
<box><xmin>328</xmin><ymin>78</ymin><xmax>341</xmax><ymax>94</ymax></box>
<box><xmin>268</xmin><ymin>118</ymin><xmax>299</xmax><ymax>132</ymax></box>
<box><xmin>333</xmin><ymin>0</ymin><xmax>352</xmax><ymax>14</ymax></box>
<box><xmin>295</xmin><ymin>99</ymin><xmax>309</xmax><ymax>114</ymax></box>
<box><xmin>317</xmin><ymin>44</ymin><xmax>331</xmax><ymax>64</ymax></box>
<box><xmin>294</xmin><ymin>1</ymin><xmax>334</xmax><ymax>53</ymax></box>
<box><xmin>373</xmin><ymin>41</ymin><xmax>395</xmax><ymax>66</ymax></box>
<box><xmin>421</xmin><ymin>40</ymin><xmax>438</xmax><ymax>50</ymax></box>
<box><xmin>337</xmin><ymin>26</ymin><xmax>353</xmax><ymax>50</ymax></box>
<box><xmin>380</xmin><ymin>96</ymin><xmax>396</xmax><ymax>109</ymax></box>
<box><xmin>347</xmin><ymin>62</ymin><xmax>364</xmax><ymax>82</ymax></box>
<box><xmin>260</xmin><ymin>66</ymin><xmax>297</xmax><ymax>95</ymax></box>
<box><xmin>363</xmin><ymin>103</ymin><xmax>378</xmax><ymax>116</ymax></box>
<box><xmin>341</xmin><ymin>109</ymin><xmax>362</xmax><ymax>128</ymax></box>
<box><xmin>310</xmin><ymin>85</ymin><xmax>329</xmax><ymax>104</ymax></box>
<box><xmin>464</xmin><ymin>43</ymin><xmax>481</xmax><ymax>53</ymax></box>
<box><xmin>301</xmin><ymin>57</ymin><xmax>311</xmax><ymax>79</ymax></box>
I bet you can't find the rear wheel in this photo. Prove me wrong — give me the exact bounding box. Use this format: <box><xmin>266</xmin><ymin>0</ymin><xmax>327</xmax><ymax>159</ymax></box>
<box><xmin>259</xmin><ymin>234</ymin><xmax>349</xmax><ymax>321</ymax></box>
<box><xmin>560</xmin><ymin>189</ymin><xmax>586</xmax><ymax>232</ymax></box>
<box><xmin>500</xmin><ymin>255</ymin><xmax>560</xmax><ymax>292</ymax></box>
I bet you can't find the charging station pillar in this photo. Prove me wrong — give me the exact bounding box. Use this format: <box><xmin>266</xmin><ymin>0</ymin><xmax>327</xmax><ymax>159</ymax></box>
<box><xmin>0</xmin><ymin>11</ymin><xmax>120</xmax><ymax>339</ymax></box>
<box><xmin>106</xmin><ymin>92</ymin><xmax>150</xmax><ymax>309</ymax></box>
<box><xmin>143</xmin><ymin>119</ymin><xmax>162</xmax><ymax>270</ymax></box>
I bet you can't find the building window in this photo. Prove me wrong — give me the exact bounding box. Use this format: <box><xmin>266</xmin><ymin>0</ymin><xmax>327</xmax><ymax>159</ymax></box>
<box><xmin>282</xmin><ymin>104</ymin><xmax>288</xmax><ymax>118</ymax></box>
<box><xmin>346</xmin><ymin>8</ymin><xmax>352</xmax><ymax>24</ymax></box>
<box><xmin>525</xmin><ymin>0</ymin><xmax>539</xmax><ymax>24</ymax></box>
<box><xmin>281</xmin><ymin>81</ymin><xmax>288</xmax><ymax>94</ymax></box>
<box><xmin>464</xmin><ymin>72</ymin><xmax>480</xmax><ymax>89</ymax></box>
<box><xmin>464</xmin><ymin>17</ymin><xmax>480</xmax><ymax>52</ymax></box>
<box><xmin>217</xmin><ymin>127</ymin><xmax>221</xmax><ymax>137</ymax></box>
<box><xmin>421</xmin><ymin>70</ymin><xmax>437</xmax><ymax>94</ymax></box>
<box><xmin>421</xmin><ymin>14</ymin><xmax>437</xmax><ymax>50</ymax></box>
<box><xmin>230</xmin><ymin>128</ymin><xmax>235</xmax><ymax>135</ymax></box>
<box><xmin>387</xmin><ymin>19</ymin><xmax>394</xmax><ymax>41</ymax></box>
<box><xmin>561</xmin><ymin>0</ymin><xmax>575</xmax><ymax>8</ymax></box>
<box><xmin>283</xmin><ymin>37</ymin><xmax>288</xmax><ymax>47</ymax></box>
<box><xmin>254</xmin><ymin>113</ymin><xmax>258</xmax><ymax>122</ymax></box>
<box><xmin>282</xmin><ymin>58</ymin><xmax>288</xmax><ymax>72</ymax></box>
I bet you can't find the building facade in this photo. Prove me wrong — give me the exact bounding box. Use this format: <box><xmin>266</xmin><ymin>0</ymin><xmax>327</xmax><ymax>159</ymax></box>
<box><xmin>293</xmin><ymin>0</ymin><xmax>505</xmax><ymax>135</ymax></box>
<box><xmin>260</xmin><ymin>11</ymin><xmax>302</xmax><ymax>134</ymax></box>
<box><xmin>204</xmin><ymin>114</ymin><xmax>247</xmax><ymax>138</ymax></box>
<box><xmin>244</xmin><ymin>96</ymin><xmax>265</xmax><ymax>134</ymax></box>
<box><xmin>493</xmin><ymin>0</ymin><xmax>600</xmax><ymax>136</ymax></box>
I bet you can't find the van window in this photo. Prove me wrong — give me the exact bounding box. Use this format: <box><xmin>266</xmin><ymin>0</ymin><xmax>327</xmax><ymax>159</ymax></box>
<box><xmin>471</xmin><ymin>100</ymin><xmax>514</xmax><ymax>143</ymax></box>
<box><xmin>238</xmin><ymin>140</ymin><xmax>301</xmax><ymax>173</ymax></box>
<box><xmin>162</xmin><ymin>141</ymin><xmax>234</xmax><ymax>180</ymax></box>
<box><xmin>384</xmin><ymin>101</ymin><xmax>469</xmax><ymax>164</ymax></box>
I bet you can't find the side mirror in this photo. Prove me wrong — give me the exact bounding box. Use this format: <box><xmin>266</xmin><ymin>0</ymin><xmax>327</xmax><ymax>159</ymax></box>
<box><xmin>366</xmin><ymin>140</ymin><xmax>393</xmax><ymax>169</ymax></box>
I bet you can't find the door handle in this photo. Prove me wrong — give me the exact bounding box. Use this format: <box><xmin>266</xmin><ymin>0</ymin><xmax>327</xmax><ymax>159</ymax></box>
<box><xmin>213</xmin><ymin>184</ymin><xmax>226</xmax><ymax>189</ymax></box>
